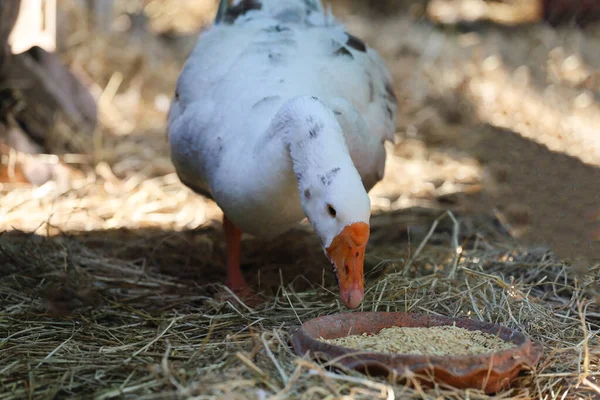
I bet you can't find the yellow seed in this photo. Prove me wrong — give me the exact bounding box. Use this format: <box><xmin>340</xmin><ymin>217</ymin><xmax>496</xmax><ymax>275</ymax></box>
<box><xmin>319</xmin><ymin>325</ymin><xmax>514</xmax><ymax>356</ymax></box>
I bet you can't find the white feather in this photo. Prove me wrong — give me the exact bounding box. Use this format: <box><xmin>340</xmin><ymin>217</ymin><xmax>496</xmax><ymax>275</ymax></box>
<box><xmin>168</xmin><ymin>0</ymin><xmax>396</xmax><ymax>244</ymax></box>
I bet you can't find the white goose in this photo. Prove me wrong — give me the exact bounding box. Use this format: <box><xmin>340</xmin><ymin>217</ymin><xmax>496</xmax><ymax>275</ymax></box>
<box><xmin>168</xmin><ymin>0</ymin><xmax>397</xmax><ymax>308</ymax></box>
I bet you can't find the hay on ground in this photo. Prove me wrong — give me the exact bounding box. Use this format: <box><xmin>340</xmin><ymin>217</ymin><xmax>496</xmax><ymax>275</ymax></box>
<box><xmin>1</xmin><ymin>204</ymin><xmax>599</xmax><ymax>399</ymax></box>
<box><xmin>1</xmin><ymin>1</ymin><xmax>600</xmax><ymax>399</ymax></box>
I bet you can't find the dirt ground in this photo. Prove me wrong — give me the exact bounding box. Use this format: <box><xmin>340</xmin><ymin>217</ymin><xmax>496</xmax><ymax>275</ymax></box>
<box><xmin>331</xmin><ymin>0</ymin><xmax>600</xmax><ymax>264</ymax></box>
<box><xmin>1</xmin><ymin>1</ymin><xmax>600</xmax><ymax>399</ymax></box>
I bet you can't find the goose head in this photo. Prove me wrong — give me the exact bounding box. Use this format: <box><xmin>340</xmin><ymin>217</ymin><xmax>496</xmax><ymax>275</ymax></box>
<box><xmin>278</xmin><ymin>96</ymin><xmax>371</xmax><ymax>308</ymax></box>
<box><xmin>302</xmin><ymin>179</ymin><xmax>370</xmax><ymax>309</ymax></box>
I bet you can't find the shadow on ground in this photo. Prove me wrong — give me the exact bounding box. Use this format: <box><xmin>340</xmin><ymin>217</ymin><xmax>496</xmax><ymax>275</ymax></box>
<box><xmin>0</xmin><ymin>204</ymin><xmax>523</xmax><ymax>319</ymax></box>
<box><xmin>414</xmin><ymin>117</ymin><xmax>600</xmax><ymax>263</ymax></box>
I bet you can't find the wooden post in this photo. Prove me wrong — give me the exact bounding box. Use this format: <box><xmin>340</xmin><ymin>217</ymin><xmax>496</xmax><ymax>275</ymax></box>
<box><xmin>8</xmin><ymin>0</ymin><xmax>56</xmax><ymax>54</ymax></box>
<box><xmin>0</xmin><ymin>0</ymin><xmax>98</xmax><ymax>165</ymax></box>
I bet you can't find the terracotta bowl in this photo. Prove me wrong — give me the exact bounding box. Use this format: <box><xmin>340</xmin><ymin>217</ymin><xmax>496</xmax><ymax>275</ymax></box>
<box><xmin>290</xmin><ymin>311</ymin><xmax>542</xmax><ymax>393</ymax></box>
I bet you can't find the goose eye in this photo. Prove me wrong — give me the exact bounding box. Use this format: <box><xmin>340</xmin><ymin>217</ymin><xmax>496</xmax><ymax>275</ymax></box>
<box><xmin>327</xmin><ymin>204</ymin><xmax>337</xmax><ymax>218</ymax></box>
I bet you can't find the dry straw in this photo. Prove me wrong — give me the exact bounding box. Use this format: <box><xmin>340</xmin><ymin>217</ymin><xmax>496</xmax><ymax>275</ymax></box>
<box><xmin>1</xmin><ymin>1</ymin><xmax>600</xmax><ymax>399</ymax></box>
<box><xmin>1</xmin><ymin>207</ymin><xmax>599</xmax><ymax>399</ymax></box>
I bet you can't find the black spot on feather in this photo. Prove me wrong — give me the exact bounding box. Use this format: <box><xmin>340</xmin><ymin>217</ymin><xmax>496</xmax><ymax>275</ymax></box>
<box><xmin>224</xmin><ymin>0</ymin><xmax>262</xmax><ymax>23</ymax></box>
<box><xmin>333</xmin><ymin>110</ymin><xmax>342</xmax><ymax>116</ymax></box>
<box><xmin>303</xmin><ymin>0</ymin><xmax>319</xmax><ymax>12</ymax></box>
<box><xmin>334</xmin><ymin>46</ymin><xmax>353</xmax><ymax>59</ymax></box>
<box><xmin>306</xmin><ymin>116</ymin><xmax>324</xmax><ymax>139</ymax></box>
<box><xmin>252</xmin><ymin>95</ymin><xmax>280</xmax><ymax>110</ymax></box>
<box><xmin>295</xmin><ymin>171</ymin><xmax>303</xmax><ymax>182</ymax></box>
<box><xmin>268</xmin><ymin>52</ymin><xmax>284</xmax><ymax>64</ymax></box>
<box><xmin>385</xmin><ymin>82</ymin><xmax>397</xmax><ymax>104</ymax></box>
<box><xmin>319</xmin><ymin>167</ymin><xmax>341</xmax><ymax>186</ymax></box>
<box><xmin>385</xmin><ymin>104</ymin><xmax>394</xmax><ymax>119</ymax></box>
<box><xmin>264</xmin><ymin>24</ymin><xmax>291</xmax><ymax>33</ymax></box>
<box><xmin>367</xmin><ymin>75</ymin><xmax>375</xmax><ymax>102</ymax></box>
<box><xmin>304</xmin><ymin>189</ymin><xmax>311</xmax><ymax>199</ymax></box>
<box><xmin>345</xmin><ymin>33</ymin><xmax>366</xmax><ymax>52</ymax></box>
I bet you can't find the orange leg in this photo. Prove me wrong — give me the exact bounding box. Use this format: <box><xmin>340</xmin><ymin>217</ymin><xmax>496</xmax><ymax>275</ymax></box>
<box><xmin>223</xmin><ymin>214</ymin><xmax>247</xmax><ymax>291</ymax></box>
<box><xmin>222</xmin><ymin>215</ymin><xmax>259</xmax><ymax>303</ymax></box>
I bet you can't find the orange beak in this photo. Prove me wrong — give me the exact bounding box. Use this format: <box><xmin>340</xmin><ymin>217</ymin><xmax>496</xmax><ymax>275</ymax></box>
<box><xmin>326</xmin><ymin>222</ymin><xmax>370</xmax><ymax>309</ymax></box>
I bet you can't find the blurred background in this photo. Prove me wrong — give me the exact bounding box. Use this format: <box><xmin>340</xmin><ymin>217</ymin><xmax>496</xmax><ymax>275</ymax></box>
<box><xmin>1</xmin><ymin>2</ymin><xmax>600</xmax><ymax>398</ymax></box>
<box><xmin>1</xmin><ymin>0</ymin><xmax>600</xmax><ymax>263</ymax></box>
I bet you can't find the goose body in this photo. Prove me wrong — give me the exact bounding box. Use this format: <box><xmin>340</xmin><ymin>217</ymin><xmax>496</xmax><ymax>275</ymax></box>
<box><xmin>168</xmin><ymin>0</ymin><xmax>397</xmax><ymax>308</ymax></box>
